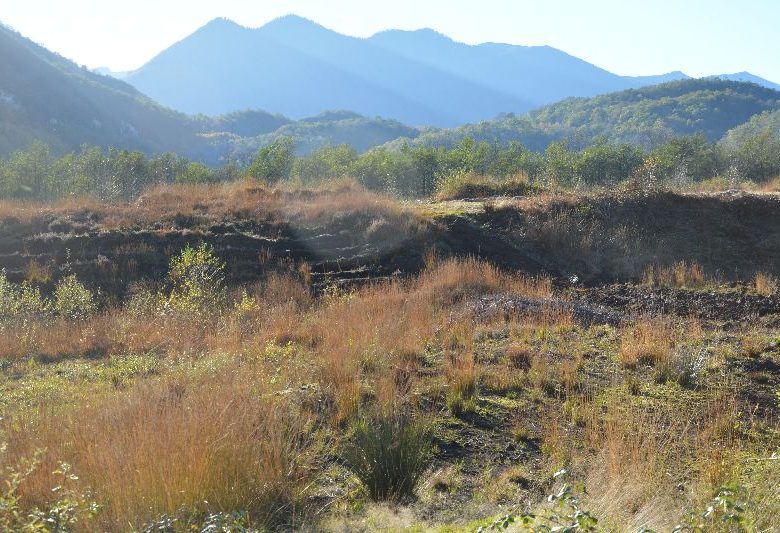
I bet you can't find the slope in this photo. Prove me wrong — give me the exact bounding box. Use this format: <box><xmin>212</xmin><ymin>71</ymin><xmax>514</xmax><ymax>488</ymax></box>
<box><xmin>401</xmin><ymin>79</ymin><xmax>780</xmax><ymax>151</ymax></box>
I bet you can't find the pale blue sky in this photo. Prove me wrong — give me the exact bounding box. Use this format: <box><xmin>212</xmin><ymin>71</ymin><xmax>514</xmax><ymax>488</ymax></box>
<box><xmin>4</xmin><ymin>0</ymin><xmax>778</xmax><ymax>82</ymax></box>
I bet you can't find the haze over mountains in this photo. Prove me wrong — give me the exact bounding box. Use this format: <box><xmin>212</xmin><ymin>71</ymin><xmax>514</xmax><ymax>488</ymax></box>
<box><xmin>2</xmin><ymin>15</ymin><xmax>780</xmax><ymax>165</ymax></box>
<box><xmin>124</xmin><ymin>15</ymin><xmax>780</xmax><ymax>126</ymax></box>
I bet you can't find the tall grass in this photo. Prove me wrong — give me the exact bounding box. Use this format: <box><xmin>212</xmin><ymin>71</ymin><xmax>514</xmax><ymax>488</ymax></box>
<box><xmin>6</xmin><ymin>373</ymin><xmax>313</xmax><ymax>529</ymax></box>
<box><xmin>643</xmin><ymin>261</ymin><xmax>709</xmax><ymax>288</ymax></box>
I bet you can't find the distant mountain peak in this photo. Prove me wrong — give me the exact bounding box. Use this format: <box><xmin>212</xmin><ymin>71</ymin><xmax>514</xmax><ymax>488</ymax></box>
<box><xmin>200</xmin><ymin>17</ymin><xmax>245</xmax><ymax>31</ymax></box>
<box><xmin>372</xmin><ymin>27</ymin><xmax>452</xmax><ymax>41</ymax></box>
<box><xmin>260</xmin><ymin>14</ymin><xmax>325</xmax><ymax>32</ymax></box>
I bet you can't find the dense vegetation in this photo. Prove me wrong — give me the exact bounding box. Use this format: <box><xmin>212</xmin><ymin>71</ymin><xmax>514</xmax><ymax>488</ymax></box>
<box><xmin>403</xmin><ymin>79</ymin><xmax>780</xmax><ymax>151</ymax></box>
<box><xmin>0</xmin><ymin>24</ymin><xmax>418</xmax><ymax>165</ymax></box>
<box><xmin>3</xmin><ymin>125</ymin><xmax>779</xmax><ymax>202</ymax></box>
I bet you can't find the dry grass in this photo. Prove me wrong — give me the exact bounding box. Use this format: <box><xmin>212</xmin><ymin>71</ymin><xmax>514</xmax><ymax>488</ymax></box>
<box><xmin>0</xmin><ymin>255</ymin><xmax>553</xmax><ymax>528</ymax></box>
<box><xmin>619</xmin><ymin>317</ymin><xmax>676</xmax><ymax>369</ymax></box>
<box><xmin>0</xmin><ymin>180</ymin><xmax>416</xmax><ymax>234</ymax></box>
<box><xmin>643</xmin><ymin>261</ymin><xmax>710</xmax><ymax>288</ymax></box>
<box><xmin>6</xmin><ymin>373</ymin><xmax>314</xmax><ymax>529</ymax></box>
<box><xmin>1</xmin><ymin>182</ymin><xmax>777</xmax><ymax>530</ymax></box>
<box><xmin>446</xmin><ymin>353</ymin><xmax>478</xmax><ymax>414</ymax></box>
<box><xmin>583</xmin><ymin>404</ymin><xmax>683</xmax><ymax>530</ymax></box>
<box><xmin>753</xmin><ymin>272</ymin><xmax>778</xmax><ymax>296</ymax></box>
<box><xmin>434</xmin><ymin>172</ymin><xmax>536</xmax><ymax>201</ymax></box>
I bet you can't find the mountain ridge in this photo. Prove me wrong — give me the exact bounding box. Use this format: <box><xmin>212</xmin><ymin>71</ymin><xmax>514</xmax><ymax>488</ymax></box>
<box><xmin>123</xmin><ymin>15</ymin><xmax>780</xmax><ymax>126</ymax></box>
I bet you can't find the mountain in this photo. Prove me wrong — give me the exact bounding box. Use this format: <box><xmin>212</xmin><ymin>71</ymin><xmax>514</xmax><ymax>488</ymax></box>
<box><xmin>125</xmin><ymin>16</ymin><xmax>779</xmax><ymax>127</ymax></box>
<box><xmin>0</xmin><ymin>23</ymin><xmax>404</xmax><ymax>163</ymax></box>
<box><xmin>368</xmin><ymin>29</ymin><xmax>692</xmax><ymax>105</ymax></box>
<box><xmin>710</xmin><ymin>72</ymin><xmax>780</xmax><ymax>91</ymax></box>
<box><xmin>231</xmin><ymin>110</ymin><xmax>420</xmax><ymax>158</ymax></box>
<box><xmin>0</xmin><ymin>23</ymin><xmax>243</xmax><ymax>162</ymax></box>
<box><xmin>125</xmin><ymin>17</ymin><xmax>531</xmax><ymax>127</ymax></box>
<box><xmin>392</xmin><ymin>79</ymin><xmax>780</xmax><ymax>151</ymax></box>
<box><xmin>720</xmin><ymin>109</ymin><xmax>780</xmax><ymax>148</ymax></box>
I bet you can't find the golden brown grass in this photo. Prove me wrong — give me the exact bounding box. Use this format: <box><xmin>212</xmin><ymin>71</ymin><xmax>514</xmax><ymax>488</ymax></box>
<box><xmin>433</xmin><ymin>172</ymin><xmax>535</xmax><ymax>201</ymax></box>
<box><xmin>643</xmin><ymin>261</ymin><xmax>709</xmax><ymax>288</ymax></box>
<box><xmin>753</xmin><ymin>272</ymin><xmax>778</xmax><ymax>296</ymax></box>
<box><xmin>0</xmin><ymin>255</ymin><xmax>555</xmax><ymax>528</ymax></box>
<box><xmin>8</xmin><ymin>373</ymin><xmax>313</xmax><ymax>529</ymax></box>
<box><xmin>619</xmin><ymin>317</ymin><xmax>676</xmax><ymax>369</ymax></box>
<box><xmin>0</xmin><ymin>180</ymin><xmax>416</xmax><ymax>234</ymax></box>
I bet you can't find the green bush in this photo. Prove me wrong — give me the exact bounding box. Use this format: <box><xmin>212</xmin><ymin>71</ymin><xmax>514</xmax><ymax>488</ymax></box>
<box><xmin>0</xmin><ymin>270</ymin><xmax>49</xmax><ymax>324</ymax></box>
<box><xmin>165</xmin><ymin>243</ymin><xmax>226</xmax><ymax>314</ymax></box>
<box><xmin>343</xmin><ymin>414</ymin><xmax>433</xmax><ymax>501</ymax></box>
<box><xmin>54</xmin><ymin>275</ymin><xmax>97</xmax><ymax>321</ymax></box>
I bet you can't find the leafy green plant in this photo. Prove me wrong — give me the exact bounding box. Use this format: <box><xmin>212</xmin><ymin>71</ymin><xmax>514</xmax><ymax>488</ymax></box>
<box><xmin>0</xmin><ymin>270</ymin><xmax>49</xmax><ymax>325</ymax></box>
<box><xmin>673</xmin><ymin>486</ymin><xmax>750</xmax><ymax>532</ymax></box>
<box><xmin>343</xmin><ymin>414</ymin><xmax>433</xmax><ymax>502</ymax></box>
<box><xmin>165</xmin><ymin>243</ymin><xmax>226</xmax><ymax>314</ymax></box>
<box><xmin>477</xmin><ymin>470</ymin><xmax>599</xmax><ymax>532</ymax></box>
<box><xmin>142</xmin><ymin>509</ymin><xmax>252</xmax><ymax>532</ymax></box>
<box><xmin>53</xmin><ymin>274</ymin><xmax>97</xmax><ymax>321</ymax></box>
<box><xmin>0</xmin><ymin>447</ymin><xmax>99</xmax><ymax>531</ymax></box>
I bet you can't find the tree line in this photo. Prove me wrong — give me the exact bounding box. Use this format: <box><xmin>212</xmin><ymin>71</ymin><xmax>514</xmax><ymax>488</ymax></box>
<box><xmin>1</xmin><ymin>131</ymin><xmax>778</xmax><ymax>201</ymax></box>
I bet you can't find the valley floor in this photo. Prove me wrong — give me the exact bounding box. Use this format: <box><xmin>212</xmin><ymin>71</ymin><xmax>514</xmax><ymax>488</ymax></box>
<box><xmin>0</xmin><ymin>184</ymin><xmax>778</xmax><ymax>531</ymax></box>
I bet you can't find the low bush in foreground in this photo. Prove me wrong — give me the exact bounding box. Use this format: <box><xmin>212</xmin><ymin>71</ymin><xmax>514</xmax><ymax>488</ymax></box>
<box><xmin>343</xmin><ymin>414</ymin><xmax>433</xmax><ymax>502</ymax></box>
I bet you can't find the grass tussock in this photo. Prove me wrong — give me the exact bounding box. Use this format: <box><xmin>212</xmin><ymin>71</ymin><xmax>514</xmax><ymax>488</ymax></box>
<box><xmin>753</xmin><ymin>272</ymin><xmax>777</xmax><ymax>296</ymax></box>
<box><xmin>343</xmin><ymin>413</ymin><xmax>433</xmax><ymax>502</ymax></box>
<box><xmin>446</xmin><ymin>353</ymin><xmax>478</xmax><ymax>415</ymax></box>
<box><xmin>434</xmin><ymin>172</ymin><xmax>537</xmax><ymax>201</ymax></box>
<box><xmin>643</xmin><ymin>261</ymin><xmax>710</xmax><ymax>288</ymax></box>
<box><xmin>619</xmin><ymin>317</ymin><xmax>676</xmax><ymax>369</ymax></box>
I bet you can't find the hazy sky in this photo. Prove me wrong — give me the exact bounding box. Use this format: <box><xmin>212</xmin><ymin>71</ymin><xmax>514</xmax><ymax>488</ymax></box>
<box><xmin>3</xmin><ymin>0</ymin><xmax>778</xmax><ymax>81</ymax></box>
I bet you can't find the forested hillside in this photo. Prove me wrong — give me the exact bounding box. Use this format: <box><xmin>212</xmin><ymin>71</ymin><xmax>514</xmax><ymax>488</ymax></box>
<box><xmin>0</xmin><ymin>23</ymin><xmax>224</xmax><ymax>160</ymax></box>
<box><xmin>403</xmin><ymin>79</ymin><xmax>780</xmax><ymax>151</ymax></box>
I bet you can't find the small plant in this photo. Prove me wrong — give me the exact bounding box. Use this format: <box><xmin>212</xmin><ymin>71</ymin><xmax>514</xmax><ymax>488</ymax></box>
<box><xmin>165</xmin><ymin>243</ymin><xmax>226</xmax><ymax>314</ymax></box>
<box><xmin>54</xmin><ymin>274</ymin><xmax>97</xmax><ymax>321</ymax></box>
<box><xmin>673</xmin><ymin>485</ymin><xmax>749</xmax><ymax>532</ymax></box>
<box><xmin>343</xmin><ymin>413</ymin><xmax>433</xmax><ymax>501</ymax></box>
<box><xmin>446</xmin><ymin>354</ymin><xmax>478</xmax><ymax>415</ymax></box>
<box><xmin>753</xmin><ymin>272</ymin><xmax>777</xmax><ymax>296</ymax></box>
<box><xmin>0</xmin><ymin>270</ymin><xmax>49</xmax><ymax>325</ymax></box>
<box><xmin>477</xmin><ymin>470</ymin><xmax>599</xmax><ymax>532</ymax></box>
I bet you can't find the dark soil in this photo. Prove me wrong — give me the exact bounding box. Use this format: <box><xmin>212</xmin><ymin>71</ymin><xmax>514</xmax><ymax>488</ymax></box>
<box><xmin>576</xmin><ymin>283</ymin><xmax>780</xmax><ymax>321</ymax></box>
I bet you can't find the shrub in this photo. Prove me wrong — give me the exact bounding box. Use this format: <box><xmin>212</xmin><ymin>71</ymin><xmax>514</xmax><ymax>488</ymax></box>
<box><xmin>343</xmin><ymin>414</ymin><xmax>433</xmax><ymax>501</ymax></box>
<box><xmin>166</xmin><ymin>243</ymin><xmax>226</xmax><ymax>314</ymax></box>
<box><xmin>53</xmin><ymin>275</ymin><xmax>97</xmax><ymax>321</ymax></box>
<box><xmin>0</xmin><ymin>270</ymin><xmax>49</xmax><ymax>324</ymax></box>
